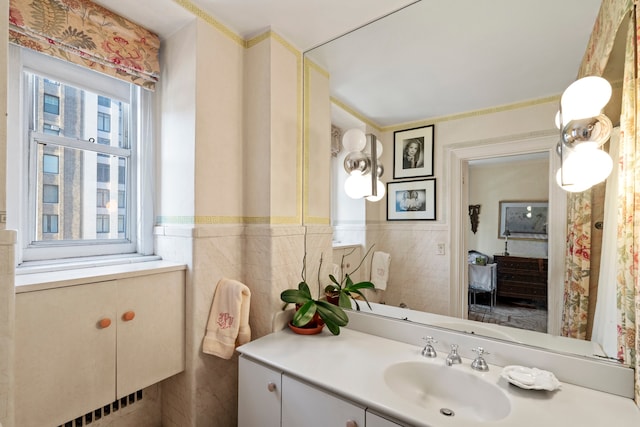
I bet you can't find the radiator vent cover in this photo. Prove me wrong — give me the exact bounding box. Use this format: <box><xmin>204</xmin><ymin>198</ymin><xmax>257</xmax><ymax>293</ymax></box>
<box><xmin>58</xmin><ymin>390</ymin><xmax>143</xmax><ymax>427</ymax></box>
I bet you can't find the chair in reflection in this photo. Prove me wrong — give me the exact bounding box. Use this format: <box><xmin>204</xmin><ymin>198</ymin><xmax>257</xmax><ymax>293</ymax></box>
<box><xmin>467</xmin><ymin>251</ymin><xmax>497</xmax><ymax>312</ymax></box>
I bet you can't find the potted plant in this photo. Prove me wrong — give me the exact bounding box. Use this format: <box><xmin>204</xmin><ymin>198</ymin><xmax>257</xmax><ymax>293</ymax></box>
<box><xmin>281</xmin><ymin>280</ymin><xmax>349</xmax><ymax>335</ymax></box>
<box><xmin>324</xmin><ymin>245</ymin><xmax>376</xmax><ymax>311</ymax></box>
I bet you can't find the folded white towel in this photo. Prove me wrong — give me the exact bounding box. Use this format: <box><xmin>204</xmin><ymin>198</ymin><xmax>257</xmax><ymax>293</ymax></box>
<box><xmin>202</xmin><ymin>278</ymin><xmax>251</xmax><ymax>359</ymax></box>
<box><xmin>370</xmin><ymin>251</ymin><xmax>391</xmax><ymax>290</ymax></box>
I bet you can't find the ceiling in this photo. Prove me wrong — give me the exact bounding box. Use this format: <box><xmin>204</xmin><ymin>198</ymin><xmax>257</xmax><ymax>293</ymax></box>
<box><xmin>93</xmin><ymin>0</ymin><xmax>604</xmax><ymax>128</ymax></box>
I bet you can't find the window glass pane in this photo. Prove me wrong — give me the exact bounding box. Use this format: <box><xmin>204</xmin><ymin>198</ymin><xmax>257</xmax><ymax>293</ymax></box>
<box><xmin>43</xmin><ymin>124</ymin><xmax>60</xmax><ymax>135</ymax></box>
<box><xmin>43</xmin><ymin>184</ymin><xmax>58</xmax><ymax>203</ymax></box>
<box><xmin>98</xmin><ymin>112</ymin><xmax>111</xmax><ymax>132</ymax></box>
<box><xmin>42</xmin><ymin>214</ymin><xmax>58</xmax><ymax>234</ymax></box>
<box><xmin>43</xmin><ymin>154</ymin><xmax>59</xmax><ymax>174</ymax></box>
<box><xmin>97</xmin><ymin>214</ymin><xmax>110</xmax><ymax>233</ymax></box>
<box><xmin>97</xmin><ymin>137</ymin><xmax>110</xmax><ymax>145</ymax></box>
<box><xmin>98</xmin><ymin>95</ymin><xmax>111</xmax><ymax>107</ymax></box>
<box><xmin>118</xmin><ymin>190</ymin><xmax>126</xmax><ymax>208</ymax></box>
<box><xmin>118</xmin><ymin>215</ymin><xmax>125</xmax><ymax>233</ymax></box>
<box><xmin>43</xmin><ymin>94</ymin><xmax>59</xmax><ymax>115</ymax></box>
<box><xmin>34</xmin><ymin>139</ymin><xmax>129</xmax><ymax>242</ymax></box>
<box><xmin>96</xmin><ymin>189</ymin><xmax>109</xmax><ymax>207</ymax></box>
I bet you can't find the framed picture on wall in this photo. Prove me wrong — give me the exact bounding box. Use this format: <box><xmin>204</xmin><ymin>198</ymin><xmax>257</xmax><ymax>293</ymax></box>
<box><xmin>393</xmin><ymin>124</ymin><xmax>434</xmax><ymax>179</ymax></box>
<box><xmin>498</xmin><ymin>200</ymin><xmax>548</xmax><ymax>240</ymax></box>
<box><xmin>387</xmin><ymin>179</ymin><xmax>436</xmax><ymax>221</ymax></box>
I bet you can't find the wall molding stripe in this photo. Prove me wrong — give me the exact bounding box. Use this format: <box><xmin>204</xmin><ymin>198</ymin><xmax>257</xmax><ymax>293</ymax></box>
<box><xmin>303</xmin><ymin>60</ymin><xmax>311</xmax><ymax>224</ymax></box>
<box><xmin>173</xmin><ymin>0</ymin><xmax>245</xmax><ymax>47</ymax></box>
<box><xmin>156</xmin><ymin>215</ymin><xmax>300</xmax><ymax>225</ymax></box>
<box><xmin>305</xmin><ymin>216</ymin><xmax>331</xmax><ymax>225</ymax></box>
<box><xmin>304</xmin><ymin>58</ymin><xmax>329</xmax><ymax>79</ymax></box>
<box><xmin>330</xmin><ymin>96</ymin><xmax>383</xmax><ymax>132</ymax></box>
<box><xmin>329</xmin><ymin>94</ymin><xmax>564</xmax><ymax>134</ymax></box>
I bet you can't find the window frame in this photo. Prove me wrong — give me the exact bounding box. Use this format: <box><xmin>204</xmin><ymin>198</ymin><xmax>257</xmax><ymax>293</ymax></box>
<box><xmin>7</xmin><ymin>46</ymin><xmax>154</xmax><ymax>264</ymax></box>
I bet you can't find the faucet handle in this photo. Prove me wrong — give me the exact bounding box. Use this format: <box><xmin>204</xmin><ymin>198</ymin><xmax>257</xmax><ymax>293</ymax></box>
<box><xmin>471</xmin><ymin>347</ymin><xmax>490</xmax><ymax>371</ymax></box>
<box><xmin>472</xmin><ymin>346</ymin><xmax>489</xmax><ymax>356</ymax></box>
<box><xmin>421</xmin><ymin>336</ymin><xmax>437</xmax><ymax>357</ymax></box>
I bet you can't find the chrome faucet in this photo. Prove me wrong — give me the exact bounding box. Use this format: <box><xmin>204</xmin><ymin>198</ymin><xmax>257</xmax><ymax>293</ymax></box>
<box><xmin>421</xmin><ymin>336</ymin><xmax>437</xmax><ymax>358</ymax></box>
<box><xmin>445</xmin><ymin>344</ymin><xmax>462</xmax><ymax>366</ymax></box>
<box><xmin>471</xmin><ymin>347</ymin><xmax>490</xmax><ymax>371</ymax></box>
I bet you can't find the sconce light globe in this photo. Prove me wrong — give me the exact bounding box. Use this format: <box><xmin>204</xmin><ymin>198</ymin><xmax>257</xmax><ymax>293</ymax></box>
<box><xmin>560</xmin><ymin>76</ymin><xmax>612</xmax><ymax>123</ymax></box>
<box><xmin>342</xmin><ymin>128</ymin><xmax>367</xmax><ymax>152</ymax></box>
<box><xmin>366</xmin><ymin>180</ymin><xmax>386</xmax><ymax>202</ymax></box>
<box><xmin>344</xmin><ymin>174</ymin><xmax>370</xmax><ymax>199</ymax></box>
<box><xmin>343</xmin><ymin>151</ymin><xmax>371</xmax><ymax>175</ymax></box>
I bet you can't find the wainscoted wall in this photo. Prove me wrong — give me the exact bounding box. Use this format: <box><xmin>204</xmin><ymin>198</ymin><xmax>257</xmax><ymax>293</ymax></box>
<box><xmin>366</xmin><ymin>224</ymin><xmax>450</xmax><ymax>315</ymax></box>
<box><xmin>156</xmin><ymin>224</ymin><xmax>305</xmax><ymax>426</ymax></box>
<box><xmin>0</xmin><ymin>231</ymin><xmax>16</xmax><ymax>427</ymax></box>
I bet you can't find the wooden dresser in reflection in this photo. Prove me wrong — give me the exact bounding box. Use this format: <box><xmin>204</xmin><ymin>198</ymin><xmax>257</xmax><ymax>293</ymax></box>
<box><xmin>494</xmin><ymin>255</ymin><xmax>548</xmax><ymax>304</ymax></box>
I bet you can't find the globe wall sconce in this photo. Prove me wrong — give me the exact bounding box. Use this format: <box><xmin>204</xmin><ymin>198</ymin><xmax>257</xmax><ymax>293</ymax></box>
<box><xmin>555</xmin><ymin>76</ymin><xmax>613</xmax><ymax>192</ymax></box>
<box><xmin>342</xmin><ymin>129</ymin><xmax>385</xmax><ymax>202</ymax></box>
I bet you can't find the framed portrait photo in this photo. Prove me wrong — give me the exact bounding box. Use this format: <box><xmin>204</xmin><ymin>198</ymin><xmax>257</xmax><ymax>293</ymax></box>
<box><xmin>387</xmin><ymin>179</ymin><xmax>436</xmax><ymax>221</ymax></box>
<box><xmin>498</xmin><ymin>200</ymin><xmax>548</xmax><ymax>240</ymax></box>
<box><xmin>393</xmin><ymin>124</ymin><xmax>434</xmax><ymax>179</ymax></box>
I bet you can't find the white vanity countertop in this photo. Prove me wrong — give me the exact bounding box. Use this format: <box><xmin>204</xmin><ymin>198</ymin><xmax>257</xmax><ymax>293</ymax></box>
<box><xmin>237</xmin><ymin>328</ymin><xmax>640</xmax><ymax>426</ymax></box>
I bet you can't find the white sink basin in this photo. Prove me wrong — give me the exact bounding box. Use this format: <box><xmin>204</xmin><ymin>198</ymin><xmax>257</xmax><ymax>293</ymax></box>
<box><xmin>384</xmin><ymin>361</ymin><xmax>511</xmax><ymax>422</ymax></box>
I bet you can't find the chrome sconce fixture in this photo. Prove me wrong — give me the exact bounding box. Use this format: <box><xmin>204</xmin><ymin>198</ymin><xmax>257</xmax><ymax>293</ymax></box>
<box><xmin>555</xmin><ymin>76</ymin><xmax>613</xmax><ymax>192</ymax></box>
<box><xmin>342</xmin><ymin>129</ymin><xmax>385</xmax><ymax>201</ymax></box>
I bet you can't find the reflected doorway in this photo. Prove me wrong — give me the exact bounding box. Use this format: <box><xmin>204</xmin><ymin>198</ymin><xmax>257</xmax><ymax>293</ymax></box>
<box><xmin>466</xmin><ymin>154</ymin><xmax>549</xmax><ymax>333</ymax></box>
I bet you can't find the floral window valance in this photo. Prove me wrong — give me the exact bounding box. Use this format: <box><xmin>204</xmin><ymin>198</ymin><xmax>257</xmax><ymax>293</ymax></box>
<box><xmin>9</xmin><ymin>0</ymin><xmax>160</xmax><ymax>90</ymax></box>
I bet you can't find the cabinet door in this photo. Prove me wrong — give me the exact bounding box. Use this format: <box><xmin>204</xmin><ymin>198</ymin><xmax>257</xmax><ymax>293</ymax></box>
<box><xmin>366</xmin><ymin>410</ymin><xmax>405</xmax><ymax>426</ymax></box>
<box><xmin>15</xmin><ymin>282</ymin><xmax>117</xmax><ymax>427</ymax></box>
<box><xmin>282</xmin><ymin>374</ymin><xmax>365</xmax><ymax>427</ymax></box>
<box><xmin>116</xmin><ymin>270</ymin><xmax>185</xmax><ymax>397</ymax></box>
<box><xmin>238</xmin><ymin>356</ymin><xmax>282</xmax><ymax>427</ymax></box>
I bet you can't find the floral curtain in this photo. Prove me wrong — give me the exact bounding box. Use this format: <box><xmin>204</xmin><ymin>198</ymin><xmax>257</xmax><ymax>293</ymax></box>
<box><xmin>8</xmin><ymin>0</ymin><xmax>160</xmax><ymax>90</ymax></box>
<box><xmin>564</xmin><ymin>0</ymin><xmax>639</xmax><ymax>406</ymax></box>
<box><xmin>561</xmin><ymin>0</ymin><xmax>633</xmax><ymax>339</ymax></box>
<box><xmin>617</xmin><ymin>8</ymin><xmax>639</xmax><ymax>405</ymax></box>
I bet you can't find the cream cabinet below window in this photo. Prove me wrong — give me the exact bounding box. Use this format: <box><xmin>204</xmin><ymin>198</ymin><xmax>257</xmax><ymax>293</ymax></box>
<box><xmin>15</xmin><ymin>270</ymin><xmax>185</xmax><ymax>427</ymax></box>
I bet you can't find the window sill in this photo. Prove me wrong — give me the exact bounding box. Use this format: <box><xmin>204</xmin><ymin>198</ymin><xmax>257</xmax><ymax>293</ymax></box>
<box><xmin>15</xmin><ymin>256</ymin><xmax>186</xmax><ymax>293</ymax></box>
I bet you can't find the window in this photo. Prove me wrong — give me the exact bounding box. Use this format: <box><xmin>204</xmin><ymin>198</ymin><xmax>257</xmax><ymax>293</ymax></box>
<box><xmin>97</xmin><ymin>189</ymin><xmax>110</xmax><ymax>207</ymax></box>
<box><xmin>98</xmin><ymin>112</ymin><xmax>111</xmax><ymax>132</ymax></box>
<box><xmin>98</xmin><ymin>95</ymin><xmax>111</xmax><ymax>107</ymax></box>
<box><xmin>43</xmin><ymin>184</ymin><xmax>58</xmax><ymax>203</ymax></box>
<box><xmin>43</xmin><ymin>154</ymin><xmax>59</xmax><ymax>174</ymax></box>
<box><xmin>97</xmin><ymin>163</ymin><xmax>110</xmax><ymax>183</ymax></box>
<box><xmin>96</xmin><ymin>214</ymin><xmax>110</xmax><ymax>233</ymax></box>
<box><xmin>43</xmin><ymin>94</ymin><xmax>59</xmax><ymax>115</ymax></box>
<box><xmin>6</xmin><ymin>47</ymin><xmax>153</xmax><ymax>263</ymax></box>
<box><xmin>42</xmin><ymin>214</ymin><xmax>58</xmax><ymax>233</ymax></box>
<box><xmin>43</xmin><ymin>123</ymin><xmax>60</xmax><ymax>135</ymax></box>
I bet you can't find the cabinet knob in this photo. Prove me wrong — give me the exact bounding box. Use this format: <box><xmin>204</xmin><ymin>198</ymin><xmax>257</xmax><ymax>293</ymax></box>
<box><xmin>267</xmin><ymin>382</ymin><xmax>277</xmax><ymax>392</ymax></box>
<box><xmin>98</xmin><ymin>318</ymin><xmax>111</xmax><ymax>329</ymax></box>
<box><xmin>346</xmin><ymin>421</ymin><xmax>357</xmax><ymax>427</ymax></box>
<box><xmin>122</xmin><ymin>311</ymin><xmax>136</xmax><ymax>321</ymax></box>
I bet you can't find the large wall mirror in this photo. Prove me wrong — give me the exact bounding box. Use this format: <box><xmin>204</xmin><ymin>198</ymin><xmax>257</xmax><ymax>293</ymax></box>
<box><xmin>303</xmin><ymin>0</ymin><xmax>629</xmax><ymax>364</ymax></box>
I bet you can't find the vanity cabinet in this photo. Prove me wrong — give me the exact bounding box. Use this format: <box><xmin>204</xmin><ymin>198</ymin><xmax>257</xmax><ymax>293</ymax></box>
<box><xmin>366</xmin><ymin>411</ymin><xmax>404</xmax><ymax>426</ymax></box>
<box><xmin>282</xmin><ymin>374</ymin><xmax>366</xmax><ymax>427</ymax></box>
<box><xmin>238</xmin><ymin>356</ymin><xmax>282</xmax><ymax>427</ymax></box>
<box><xmin>15</xmin><ymin>270</ymin><xmax>185</xmax><ymax>427</ymax></box>
<box><xmin>239</xmin><ymin>356</ymin><xmax>405</xmax><ymax>427</ymax></box>
<box><xmin>494</xmin><ymin>255</ymin><xmax>547</xmax><ymax>304</ymax></box>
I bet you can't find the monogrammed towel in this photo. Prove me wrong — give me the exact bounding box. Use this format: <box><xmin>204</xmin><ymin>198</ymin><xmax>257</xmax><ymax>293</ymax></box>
<box><xmin>202</xmin><ymin>278</ymin><xmax>251</xmax><ymax>359</ymax></box>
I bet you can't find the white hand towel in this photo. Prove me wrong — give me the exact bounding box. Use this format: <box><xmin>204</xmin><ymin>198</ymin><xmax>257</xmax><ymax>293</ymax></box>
<box><xmin>370</xmin><ymin>251</ymin><xmax>391</xmax><ymax>290</ymax></box>
<box><xmin>202</xmin><ymin>278</ymin><xmax>251</xmax><ymax>359</ymax></box>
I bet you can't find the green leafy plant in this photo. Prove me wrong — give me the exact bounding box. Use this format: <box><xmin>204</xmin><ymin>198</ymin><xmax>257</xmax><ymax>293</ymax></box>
<box><xmin>324</xmin><ymin>245</ymin><xmax>376</xmax><ymax>310</ymax></box>
<box><xmin>280</xmin><ymin>281</ymin><xmax>349</xmax><ymax>335</ymax></box>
